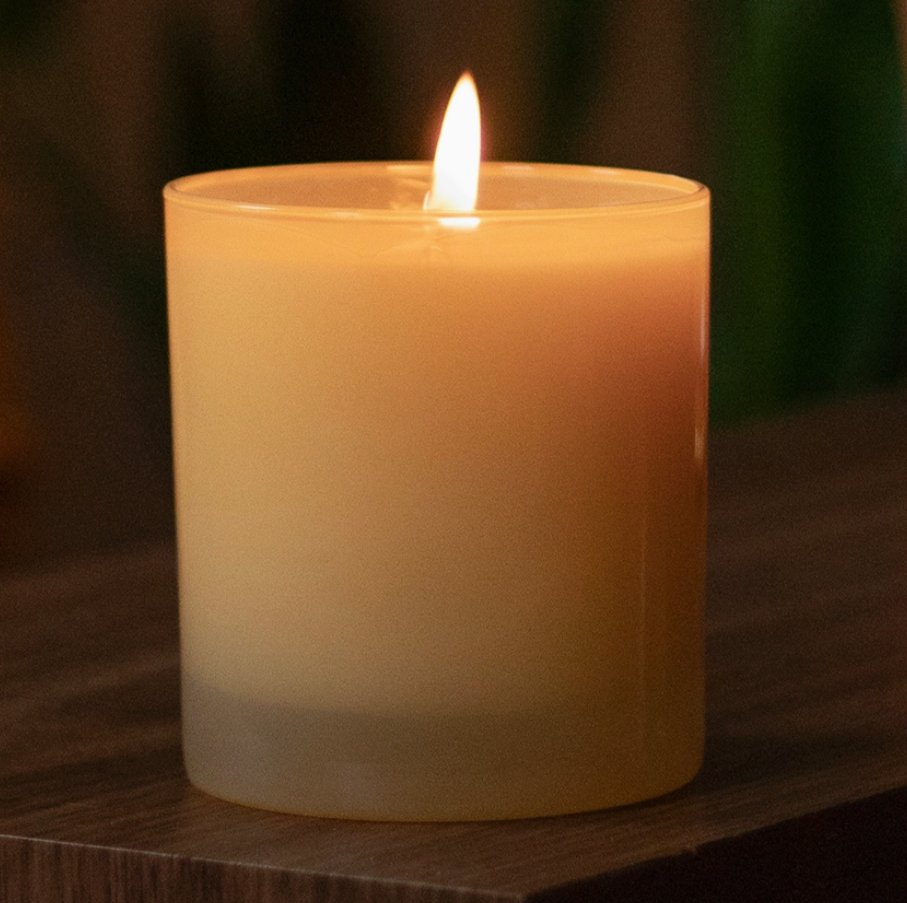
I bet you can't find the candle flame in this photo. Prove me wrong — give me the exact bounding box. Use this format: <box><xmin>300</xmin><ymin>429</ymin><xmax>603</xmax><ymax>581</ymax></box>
<box><xmin>424</xmin><ymin>72</ymin><xmax>481</xmax><ymax>212</ymax></box>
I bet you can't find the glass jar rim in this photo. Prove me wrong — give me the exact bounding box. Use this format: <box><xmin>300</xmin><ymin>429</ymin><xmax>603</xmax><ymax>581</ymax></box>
<box><xmin>164</xmin><ymin>162</ymin><xmax>709</xmax><ymax>223</ymax></box>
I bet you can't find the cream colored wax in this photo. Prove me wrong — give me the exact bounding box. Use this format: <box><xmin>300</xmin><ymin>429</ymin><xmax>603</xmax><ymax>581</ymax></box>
<box><xmin>164</xmin><ymin>163</ymin><xmax>710</xmax><ymax>820</ymax></box>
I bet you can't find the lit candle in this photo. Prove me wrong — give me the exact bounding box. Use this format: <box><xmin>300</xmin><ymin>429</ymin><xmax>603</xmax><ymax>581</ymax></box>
<box><xmin>164</xmin><ymin>73</ymin><xmax>709</xmax><ymax>821</ymax></box>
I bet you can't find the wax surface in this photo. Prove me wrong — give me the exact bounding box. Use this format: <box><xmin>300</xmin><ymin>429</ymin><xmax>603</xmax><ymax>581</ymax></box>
<box><xmin>165</xmin><ymin>163</ymin><xmax>709</xmax><ymax>820</ymax></box>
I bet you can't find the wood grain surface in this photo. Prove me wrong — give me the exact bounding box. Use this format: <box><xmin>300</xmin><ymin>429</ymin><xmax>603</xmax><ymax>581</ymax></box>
<box><xmin>1</xmin><ymin>388</ymin><xmax>906</xmax><ymax>902</ymax></box>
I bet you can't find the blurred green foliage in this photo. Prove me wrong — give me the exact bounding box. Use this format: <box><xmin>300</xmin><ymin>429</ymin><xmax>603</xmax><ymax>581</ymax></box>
<box><xmin>708</xmin><ymin>0</ymin><xmax>907</xmax><ymax>422</ymax></box>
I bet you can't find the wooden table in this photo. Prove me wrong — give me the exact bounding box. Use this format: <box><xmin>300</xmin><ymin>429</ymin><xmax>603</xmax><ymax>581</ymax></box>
<box><xmin>2</xmin><ymin>389</ymin><xmax>906</xmax><ymax>902</ymax></box>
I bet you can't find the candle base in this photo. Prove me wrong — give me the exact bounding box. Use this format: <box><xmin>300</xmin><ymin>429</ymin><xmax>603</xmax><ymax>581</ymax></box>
<box><xmin>182</xmin><ymin>674</ymin><xmax>702</xmax><ymax>821</ymax></box>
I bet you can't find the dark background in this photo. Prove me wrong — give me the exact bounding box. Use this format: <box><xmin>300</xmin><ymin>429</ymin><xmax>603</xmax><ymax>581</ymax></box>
<box><xmin>1</xmin><ymin>0</ymin><xmax>905</xmax><ymax>565</ymax></box>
